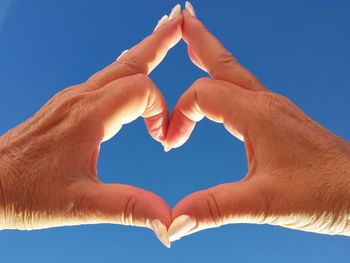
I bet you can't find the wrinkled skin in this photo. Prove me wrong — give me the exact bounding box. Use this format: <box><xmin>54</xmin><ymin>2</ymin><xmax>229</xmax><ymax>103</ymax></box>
<box><xmin>0</xmin><ymin>9</ymin><xmax>349</xmax><ymax>243</ymax></box>
<box><xmin>166</xmin><ymin>11</ymin><xmax>350</xmax><ymax>238</ymax></box>
<box><xmin>0</xmin><ymin>15</ymin><xmax>183</xmax><ymax>231</ymax></box>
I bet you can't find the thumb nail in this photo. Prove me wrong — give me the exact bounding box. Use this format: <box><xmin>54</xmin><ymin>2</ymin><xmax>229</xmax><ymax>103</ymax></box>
<box><xmin>164</xmin><ymin>145</ymin><xmax>172</xmax><ymax>152</ymax></box>
<box><xmin>168</xmin><ymin>215</ymin><xmax>196</xmax><ymax>242</ymax></box>
<box><xmin>150</xmin><ymin>219</ymin><xmax>171</xmax><ymax>248</ymax></box>
<box><xmin>161</xmin><ymin>141</ymin><xmax>172</xmax><ymax>152</ymax></box>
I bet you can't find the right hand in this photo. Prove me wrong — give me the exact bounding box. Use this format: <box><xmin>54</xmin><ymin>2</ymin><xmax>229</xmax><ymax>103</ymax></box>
<box><xmin>166</xmin><ymin>9</ymin><xmax>350</xmax><ymax>242</ymax></box>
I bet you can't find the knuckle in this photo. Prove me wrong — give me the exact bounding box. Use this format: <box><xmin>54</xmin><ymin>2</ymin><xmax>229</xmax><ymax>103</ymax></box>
<box><xmin>44</xmin><ymin>88</ymin><xmax>91</xmax><ymax>118</ymax></box>
<box><xmin>256</xmin><ymin>91</ymin><xmax>299</xmax><ymax>122</ymax></box>
<box><xmin>257</xmin><ymin>92</ymin><xmax>276</xmax><ymax>107</ymax></box>
<box><xmin>193</xmin><ymin>77</ymin><xmax>211</xmax><ymax>88</ymax></box>
<box><xmin>61</xmin><ymin>92</ymin><xmax>91</xmax><ymax>115</ymax></box>
<box><xmin>131</xmin><ymin>73</ymin><xmax>150</xmax><ymax>86</ymax></box>
<box><xmin>210</xmin><ymin>51</ymin><xmax>239</xmax><ymax>79</ymax></box>
<box><xmin>123</xmin><ymin>74</ymin><xmax>152</xmax><ymax>98</ymax></box>
<box><xmin>49</xmin><ymin>84</ymin><xmax>84</xmax><ymax>103</ymax></box>
<box><xmin>115</xmin><ymin>53</ymin><xmax>147</xmax><ymax>74</ymax></box>
<box><xmin>122</xmin><ymin>194</ymin><xmax>138</xmax><ymax>225</ymax></box>
<box><xmin>215</xmin><ymin>51</ymin><xmax>237</xmax><ymax>67</ymax></box>
<box><xmin>204</xmin><ymin>190</ymin><xmax>224</xmax><ymax>227</ymax></box>
<box><xmin>43</xmin><ymin>91</ymin><xmax>93</xmax><ymax>132</ymax></box>
<box><xmin>256</xmin><ymin>92</ymin><xmax>284</xmax><ymax>116</ymax></box>
<box><xmin>185</xmin><ymin>189</ymin><xmax>223</xmax><ymax>228</ymax></box>
<box><xmin>67</xmin><ymin>95</ymin><xmax>95</xmax><ymax>126</ymax></box>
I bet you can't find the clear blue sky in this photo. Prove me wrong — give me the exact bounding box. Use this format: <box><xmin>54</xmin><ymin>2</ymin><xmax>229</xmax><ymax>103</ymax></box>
<box><xmin>0</xmin><ymin>0</ymin><xmax>349</xmax><ymax>262</ymax></box>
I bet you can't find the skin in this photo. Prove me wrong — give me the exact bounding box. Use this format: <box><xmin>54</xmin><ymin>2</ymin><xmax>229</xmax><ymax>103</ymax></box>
<box><xmin>167</xmin><ymin>11</ymin><xmax>350</xmax><ymax>238</ymax></box>
<box><xmin>0</xmin><ymin>8</ymin><xmax>349</xmax><ymax>243</ymax></box>
<box><xmin>0</xmin><ymin>15</ymin><xmax>183</xmax><ymax>231</ymax></box>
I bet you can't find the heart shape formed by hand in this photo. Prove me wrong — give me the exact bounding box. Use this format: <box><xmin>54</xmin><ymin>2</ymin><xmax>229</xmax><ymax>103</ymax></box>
<box><xmin>87</xmin><ymin>4</ymin><xmax>269</xmax><ymax>247</ymax></box>
<box><xmin>85</xmin><ymin>3</ymin><xmax>274</xmax><ymax>247</ymax></box>
<box><xmin>1</xmin><ymin>1</ymin><xmax>346</xmax><ymax>249</ymax></box>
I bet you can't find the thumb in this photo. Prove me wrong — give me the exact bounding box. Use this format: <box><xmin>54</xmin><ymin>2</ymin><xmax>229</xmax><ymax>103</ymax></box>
<box><xmin>73</xmin><ymin>181</ymin><xmax>172</xmax><ymax>248</ymax></box>
<box><xmin>169</xmin><ymin>179</ymin><xmax>269</xmax><ymax>242</ymax></box>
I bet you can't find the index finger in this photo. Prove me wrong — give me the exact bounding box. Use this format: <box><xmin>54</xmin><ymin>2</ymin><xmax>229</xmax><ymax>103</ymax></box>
<box><xmin>88</xmin><ymin>11</ymin><xmax>183</xmax><ymax>88</ymax></box>
<box><xmin>182</xmin><ymin>9</ymin><xmax>266</xmax><ymax>91</ymax></box>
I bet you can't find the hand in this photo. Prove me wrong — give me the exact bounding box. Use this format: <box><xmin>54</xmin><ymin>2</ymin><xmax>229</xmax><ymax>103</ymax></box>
<box><xmin>0</xmin><ymin>11</ymin><xmax>183</xmax><ymax>247</ymax></box>
<box><xmin>166</xmin><ymin>9</ymin><xmax>350</xmax><ymax>242</ymax></box>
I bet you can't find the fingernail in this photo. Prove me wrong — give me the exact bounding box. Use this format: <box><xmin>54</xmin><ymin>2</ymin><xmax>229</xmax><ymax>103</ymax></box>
<box><xmin>169</xmin><ymin>4</ymin><xmax>181</xmax><ymax>20</ymax></box>
<box><xmin>185</xmin><ymin>1</ymin><xmax>196</xmax><ymax>17</ymax></box>
<box><xmin>116</xmin><ymin>49</ymin><xmax>128</xmax><ymax>61</ymax></box>
<box><xmin>154</xmin><ymin>15</ymin><xmax>169</xmax><ymax>32</ymax></box>
<box><xmin>164</xmin><ymin>146</ymin><xmax>172</xmax><ymax>152</ymax></box>
<box><xmin>161</xmin><ymin>142</ymin><xmax>172</xmax><ymax>152</ymax></box>
<box><xmin>168</xmin><ymin>215</ymin><xmax>196</xmax><ymax>242</ymax></box>
<box><xmin>150</xmin><ymin>219</ymin><xmax>171</xmax><ymax>248</ymax></box>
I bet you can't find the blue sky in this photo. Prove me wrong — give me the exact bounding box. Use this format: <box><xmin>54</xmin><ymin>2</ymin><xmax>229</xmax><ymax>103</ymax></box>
<box><xmin>0</xmin><ymin>0</ymin><xmax>349</xmax><ymax>262</ymax></box>
<box><xmin>0</xmin><ymin>0</ymin><xmax>12</xmax><ymax>30</ymax></box>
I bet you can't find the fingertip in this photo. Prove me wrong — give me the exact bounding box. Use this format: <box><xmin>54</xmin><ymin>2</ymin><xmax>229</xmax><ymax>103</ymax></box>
<box><xmin>168</xmin><ymin>214</ymin><xmax>197</xmax><ymax>242</ymax></box>
<box><xmin>166</xmin><ymin>109</ymin><xmax>196</xmax><ymax>149</ymax></box>
<box><xmin>166</xmin><ymin>129</ymin><xmax>192</xmax><ymax>150</ymax></box>
<box><xmin>169</xmin><ymin>190</ymin><xmax>216</xmax><ymax>241</ymax></box>
<box><xmin>144</xmin><ymin>113</ymin><xmax>169</xmax><ymax>143</ymax></box>
<box><xmin>154</xmin><ymin>12</ymin><xmax>183</xmax><ymax>42</ymax></box>
<box><xmin>182</xmin><ymin>8</ymin><xmax>196</xmax><ymax>20</ymax></box>
<box><xmin>161</xmin><ymin>141</ymin><xmax>172</xmax><ymax>152</ymax></box>
<box><xmin>181</xmin><ymin>9</ymin><xmax>205</xmax><ymax>43</ymax></box>
<box><xmin>150</xmin><ymin>219</ymin><xmax>171</xmax><ymax>248</ymax></box>
<box><xmin>135</xmin><ymin>189</ymin><xmax>173</xmax><ymax>228</ymax></box>
<box><xmin>171</xmin><ymin>190</ymin><xmax>205</xmax><ymax>220</ymax></box>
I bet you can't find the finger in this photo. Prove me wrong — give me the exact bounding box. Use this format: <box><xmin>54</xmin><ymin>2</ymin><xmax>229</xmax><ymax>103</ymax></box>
<box><xmin>166</xmin><ymin>78</ymin><xmax>253</xmax><ymax>149</ymax></box>
<box><xmin>88</xmin><ymin>13</ymin><xmax>183</xmax><ymax>88</ymax></box>
<box><xmin>182</xmin><ymin>9</ymin><xmax>266</xmax><ymax>91</ymax></box>
<box><xmin>187</xmin><ymin>45</ymin><xmax>206</xmax><ymax>71</ymax></box>
<box><xmin>71</xmin><ymin>181</ymin><xmax>171</xmax><ymax>248</ymax></box>
<box><xmin>168</xmin><ymin>179</ymin><xmax>268</xmax><ymax>242</ymax></box>
<box><xmin>88</xmin><ymin>74</ymin><xmax>169</xmax><ymax>143</ymax></box>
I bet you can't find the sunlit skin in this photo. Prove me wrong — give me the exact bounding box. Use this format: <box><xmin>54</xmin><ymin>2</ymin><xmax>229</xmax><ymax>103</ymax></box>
<box><xmin>0</xmin><ymin>14</ymin><xmax>182</xmax><ymax>234</ymax></box>
<box><xmin>0</xmin><ymin>4</ymin><xmax>349</xmax><ymax>247</ymax></box>
<box><xmin>167</xmin><ymin>10</ymin><xmax>350</xmax><ymax>240</ymax></box>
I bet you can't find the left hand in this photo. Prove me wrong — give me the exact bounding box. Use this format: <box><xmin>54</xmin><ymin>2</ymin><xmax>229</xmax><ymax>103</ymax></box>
<box><xmin>0</xmin><ymin>12</ymin><xmax>182</xmax><ymax>248</ymax></box>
